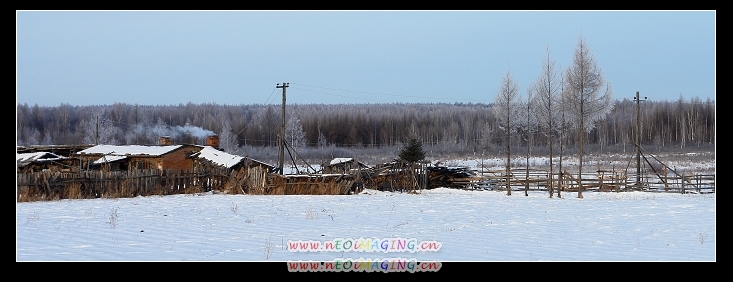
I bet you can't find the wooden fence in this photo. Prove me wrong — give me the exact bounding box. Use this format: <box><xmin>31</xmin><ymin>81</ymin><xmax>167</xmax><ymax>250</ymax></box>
<box><xmin>17</xmin><ymin>166</ymin><xmax>361</xmax><ymax>201</ymax></box>
<box><xmin>474</xmin><ymin>168</ymin><xmax>715</xmax><ymax>194</ymax></box>
<box><xmin>17</xmin><ymin>168</ymin><xmax>231</xmax><ymax>201</ymax></box>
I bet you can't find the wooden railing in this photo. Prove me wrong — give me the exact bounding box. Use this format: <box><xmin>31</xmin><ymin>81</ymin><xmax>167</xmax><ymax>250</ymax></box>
<box><xmin>473</xmin><ymin>168</ymin><xmax>715</xmax><ymax>194</ymax></box>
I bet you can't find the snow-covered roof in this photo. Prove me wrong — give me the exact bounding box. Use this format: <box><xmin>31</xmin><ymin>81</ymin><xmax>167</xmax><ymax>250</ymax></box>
<box><xmin>329</xmin><ymin>158</ymin><xmax>353</xmax><ymax>165</ymax></box>
<box><xmin>78</xmin><ymin>145</ymin><xmax>184</xmax><ymax>157</ymax></box>
<box><xmin>191</xmin><ymin>146</ymin><xmax>244</xmax><ymax>169</ymax></box>
<box><xmin>17</xmin><ymin>152</ymin><xmax>66</xmax><ymax>164</ymax></box>
<box><xmin>328</xmin><ymin>158</ymin><xmax>369</xmax><ymax>168</ymax></box>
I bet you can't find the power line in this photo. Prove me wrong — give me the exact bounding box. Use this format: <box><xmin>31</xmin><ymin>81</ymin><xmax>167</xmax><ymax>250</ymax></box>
<box><xmin>291</xmin><ymin>86</ymin><xmax>385</xmax><ymax>103</ymax></box>
<box><xmin>291</xmin><ymin>82</ymin><xmax>495</xmax><ymax>104</ymax></box>
<box><xmin>263</xmin><ymin>87</ymin><xmax>277</xmax><ymax>105</ymax></box>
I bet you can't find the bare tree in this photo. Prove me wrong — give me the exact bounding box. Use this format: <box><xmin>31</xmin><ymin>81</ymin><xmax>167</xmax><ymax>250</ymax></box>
<box><xmin>557</xmin><ymin>89</ymin><xmax>567</xmax><ymax>198</ymax></box>
<box><xmin>519</xmin><ymin>89</ymin><xmax>537</xmax><ymax>196</ymax></box>
<box><xmin>555</xmin><ymin>75</ymin><xmax>576</xmax><ymax>198</ymax></box>
<box><xmin>494</xmin><ymin>71</ymin><xmax>521</xmax><ymax>196</ymax></box>
<box><xmin>531</xmin><ymin>46</ymin><xmax>562</xmax><ymax>198</ymax></box>
<box><xmin>563</xmin><ymin>36</ymin><xmax>614</xmax><ymax>198</ymax></box>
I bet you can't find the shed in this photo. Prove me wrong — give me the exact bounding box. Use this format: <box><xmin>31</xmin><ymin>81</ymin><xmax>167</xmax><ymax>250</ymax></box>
<box><xmin>188</xmin><ymin>146</ymin><xmax>275</xmax><ymax>171</ymax></box>
<box><xmin>16</xmin><ymin>144</ymin><xmax>94</xmax><ymax>156</ymax></box>
<box><xmin>322</xmin><ymin>157</ymin><xmax>369</xmax><ymax>174</ymax></box>
<box><xmin>189</xmin><ymin>146</ymin><xmax>244</xmax><ymax>170</ymax></box>
<box><xmin>187</xmin><ymin>146</ymin><xmax>276</xmax><ymax>194</ymax></box>
<box><xmin>17</xmin><ymin>152</ymin><xmax>79</xmax><ymax>173</ymax></box>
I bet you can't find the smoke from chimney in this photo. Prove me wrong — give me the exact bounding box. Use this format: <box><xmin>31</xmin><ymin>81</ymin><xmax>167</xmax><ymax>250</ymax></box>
<box><xmin>172</xmin><ymin>123</ymin><xmax>216</xmax><ymax>139</ymax></box>
<box><xmin>146</xmin><ymin>123</ymin><xmax>217</xmax><ymax>146</ymax></box>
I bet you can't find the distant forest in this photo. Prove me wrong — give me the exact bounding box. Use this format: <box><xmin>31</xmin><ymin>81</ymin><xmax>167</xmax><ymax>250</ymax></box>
<box><xmin>16</xmin><ymin>96</ymin><xmax>715</xmax><ymax>163</ymax></box>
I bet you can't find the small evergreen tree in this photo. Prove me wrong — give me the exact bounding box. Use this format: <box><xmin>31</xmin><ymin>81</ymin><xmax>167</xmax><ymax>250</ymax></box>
<box><xmin>399</xmin><ymin>136</ymin><xmax>426</xmax><ymax>163</ymax></box>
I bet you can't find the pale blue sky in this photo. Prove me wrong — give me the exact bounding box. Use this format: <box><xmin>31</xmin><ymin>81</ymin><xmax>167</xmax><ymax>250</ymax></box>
<box><xmin>16</xmin><ymin>10</ymin><xmax>715</xmax><ymax>107</ymax></box>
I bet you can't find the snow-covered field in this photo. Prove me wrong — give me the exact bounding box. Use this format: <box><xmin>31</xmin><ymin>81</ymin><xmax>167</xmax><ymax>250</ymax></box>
<box><xmin>16</xmin><ymin>188</ymin><xmax>715</xmax><ymax>262</ymax></box>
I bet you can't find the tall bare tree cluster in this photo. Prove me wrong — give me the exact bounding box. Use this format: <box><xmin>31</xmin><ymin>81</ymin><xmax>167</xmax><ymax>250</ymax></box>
<box><xmin>491</xmin><ymin>36</ymin><xmax>712</xmax><ymax>198</ymax></box>
<box><xmin>495</xmin><ymin>36</ymin><xmax>611</xmax><ymax>197</ymax></box>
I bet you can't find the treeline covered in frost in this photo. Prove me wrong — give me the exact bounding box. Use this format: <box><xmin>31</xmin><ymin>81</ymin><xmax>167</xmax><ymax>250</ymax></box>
<box><xmin>16</xmin><ymin>96</ymin><xmax>714</xmax><ymax>160</ymax></box>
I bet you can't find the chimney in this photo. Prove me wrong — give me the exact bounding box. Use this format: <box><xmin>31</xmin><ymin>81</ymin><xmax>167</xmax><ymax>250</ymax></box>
<box><xmin>206</xmin><ymin>134</ymin><xmax>220</xmax><ymax>149</ymax></box>
<box><xmin>160</xmin><ymin>136</ymin><xmax>173</xmax><ymax>146</ymax></box>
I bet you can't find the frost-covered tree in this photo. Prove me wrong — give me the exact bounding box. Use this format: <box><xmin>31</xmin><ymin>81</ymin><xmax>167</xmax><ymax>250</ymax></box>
<box><xmin>479</xmin><ymin>121</ymin><xmax>493</xmax><ymax>148</ymax></box>
<box><xmin>147</xmin><ymin>118</ymin><xmax>170</xmax><ymax>144</ymax></box>
<box><xmin>19</xmin><ymin>127</ymin><xmax>41</xmax><ymax>146</ymax></box>
<box><xmin>564</xmin><ymin>36</ymin><xmax>614</xmax><ymax>198</ymax></box>
<box><xmin>219</xmin><ymin>120</ymin><xmax>239</xmax><ymax>154</ymax></box>
<box><xmin>81</xmin><ymin>113</ymin><xmax>121</xmax><ymax>145</ymax></box>
<box><xmin>317</xmin><ymin>129</ymin><xmax>328</xmax><ymax>148</ymax></box>
<box><xmin>494</xmin><ymin>71</ymin><xmax>521</xmax><ymax>196</ymax></box>
<box><xmin>285</xmin><ymin>116</ymin><xmax>306</xmax><ymax>150</ymax></box>
<box><xmin>41</xmin><ymin>131</ymin><xmax>53</xmax><ymax>145</ymax></box>
<box><xmin>80</xmin><ymin>118</ymin><xmax>96</xmax><ymax>145</ymax></box>
<box><xmin>531</xmin><ymin>46</ymin><xmax>563</xmax><ymax>198</ymax></box>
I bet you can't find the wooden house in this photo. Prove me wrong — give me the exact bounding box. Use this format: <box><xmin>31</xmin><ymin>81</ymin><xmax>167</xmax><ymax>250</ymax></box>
<box><xmin>75</xmin><ymin>144</ymin><xmax>203</xmax><ymax>171</ymax></box>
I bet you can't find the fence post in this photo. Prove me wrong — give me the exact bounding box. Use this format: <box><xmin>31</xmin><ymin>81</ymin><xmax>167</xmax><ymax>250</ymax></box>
<box><xmin>681</xmin><ymin>174</ymin><xmax>686</xmax><ymax>194</ymax></box>
<box><xmin>664</xmin><ymin>166</ymin><xmax>669</xmax><ymax>192</ymax></box>
<box><xmin>598</xmin><ymin>171</ymin><xmax>603</xmax><ymax>191</ymax></box>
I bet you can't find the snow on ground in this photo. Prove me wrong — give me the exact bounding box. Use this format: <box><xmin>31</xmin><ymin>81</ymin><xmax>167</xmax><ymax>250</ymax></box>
<box><xmin>16</xmin><ymin>188</ymin><xmax>715</xmax><ymax>262</ymax></box>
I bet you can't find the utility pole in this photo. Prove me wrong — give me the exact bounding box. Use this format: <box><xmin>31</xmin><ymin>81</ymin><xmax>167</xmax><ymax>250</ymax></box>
<box><xmin>634</xmin><ymin>91</ymin><xmax>647</xmax><ymax>186</ymax></box>
<box><xmin>276</xmin><ymin>82</ymin><xmax>289</xmax><ymax>175</ymax></box>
